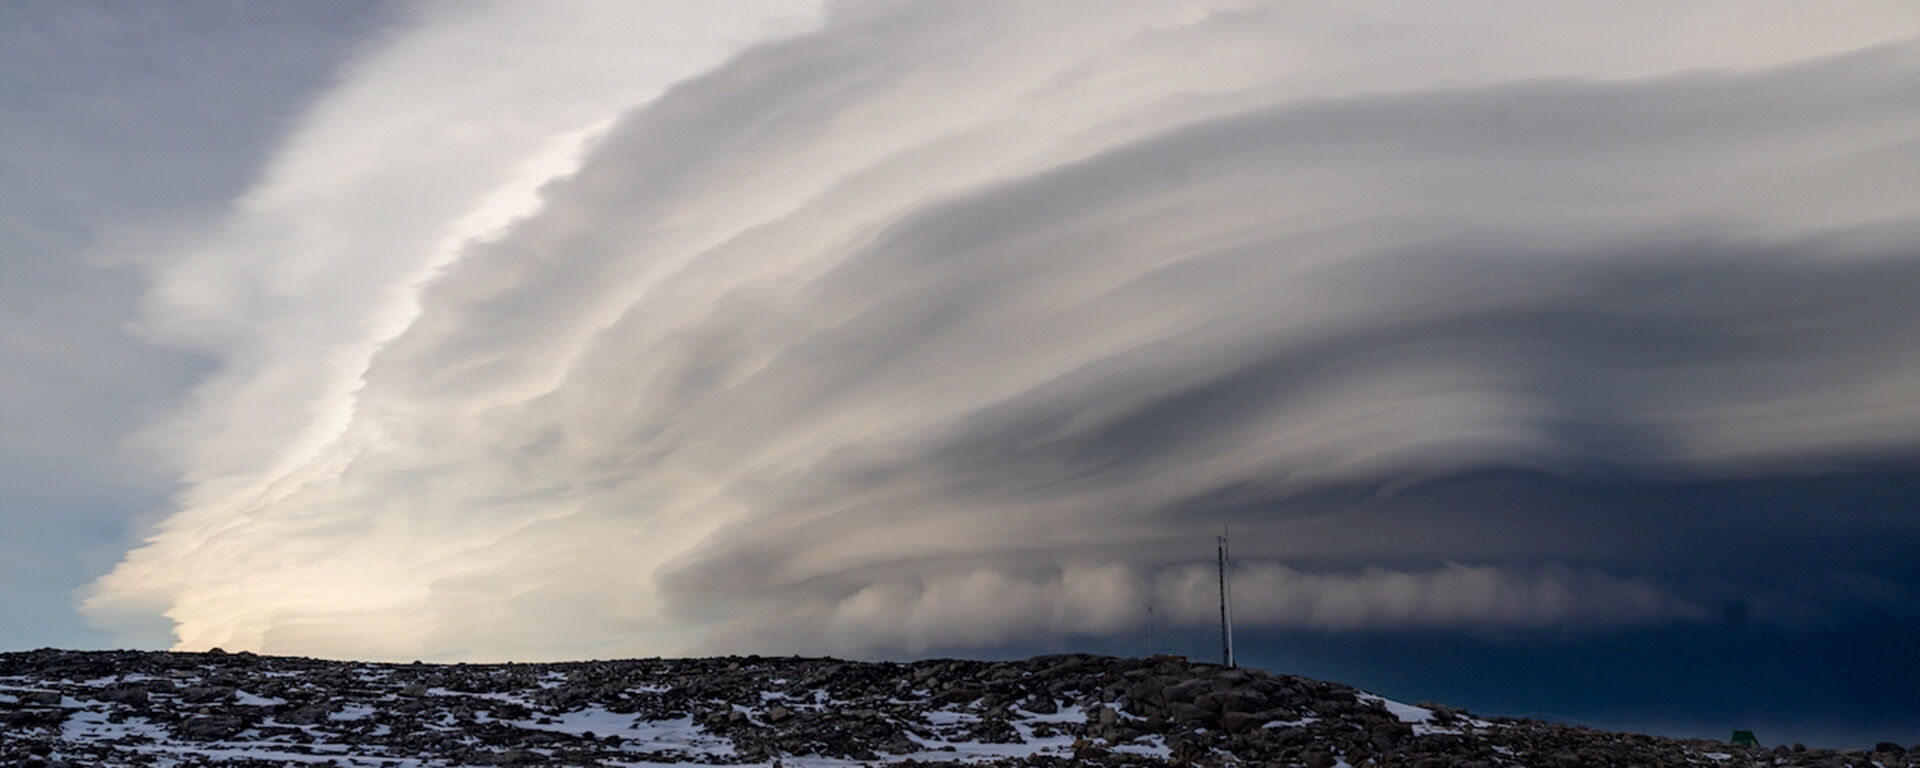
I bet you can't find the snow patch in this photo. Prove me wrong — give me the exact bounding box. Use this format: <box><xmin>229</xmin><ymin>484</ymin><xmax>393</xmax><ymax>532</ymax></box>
<box><xmin>1358</xmin><ymin>693</ymin><xmax>1434</xmax><ymax>724</ymax></box>
<box><xmin>233</xmin><ymin>690</ymin><xmax>287</xmax><ymax>706</ymax></box>
<box><xmin>328</xmin><ymin>702</ymin><xmax>376</xmax><ymax>721</ymax></box>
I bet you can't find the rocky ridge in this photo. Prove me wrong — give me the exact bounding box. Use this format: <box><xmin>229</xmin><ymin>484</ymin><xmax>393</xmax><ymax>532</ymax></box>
<box><xmin>2</xmin><ymin>649</ymin><xmax>1913</xmax><ymax>767</ymax></box>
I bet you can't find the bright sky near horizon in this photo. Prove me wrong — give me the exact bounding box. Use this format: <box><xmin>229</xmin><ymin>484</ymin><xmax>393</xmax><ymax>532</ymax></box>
<box><xmin>4</xmin><ymin>0</ymin><xmax>1920</xmax><ymax>748</ymax></box>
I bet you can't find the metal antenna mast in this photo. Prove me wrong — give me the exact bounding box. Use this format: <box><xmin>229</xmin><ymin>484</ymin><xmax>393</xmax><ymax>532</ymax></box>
<box><xmin>1218</xmin><ymin>526</ymin><xmax>1235</xmax><ymax>668</ymax></box>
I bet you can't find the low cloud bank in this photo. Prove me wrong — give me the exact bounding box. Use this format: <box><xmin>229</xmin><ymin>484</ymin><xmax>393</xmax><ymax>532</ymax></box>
<box><xmin>718</xmin><ymin>562</ymin><xmax>1707</xmax><ymax>655</ymax></box>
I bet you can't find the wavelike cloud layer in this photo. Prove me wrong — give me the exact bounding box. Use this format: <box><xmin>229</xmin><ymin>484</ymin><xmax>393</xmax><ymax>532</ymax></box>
<box><xmin>84</xmin><ymin>1</ymin><xmax>1920</xmax><ymax>660</ymax></box>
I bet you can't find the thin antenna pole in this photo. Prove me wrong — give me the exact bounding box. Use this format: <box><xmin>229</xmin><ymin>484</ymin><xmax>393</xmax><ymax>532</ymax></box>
<box><xmin>1224</xmin><ymin>526</ymin><xmax>1234</xmax><ymax>668</ymax></box>
<box><xmin>1217</xmin><ymin>535</ymin><xmax>1225</xmax><ymax>664</ymax></box>
<box><xmin>1218</xmin><ymin>529</ymin><xmax>1235</xmax><ymax>668</ymax></box>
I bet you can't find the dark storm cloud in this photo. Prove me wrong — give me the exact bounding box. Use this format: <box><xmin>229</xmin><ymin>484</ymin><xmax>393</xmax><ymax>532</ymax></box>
<box><xmin>75</xmin><ymin>1</ymin><xmax>1920</xmax><ymax>664</ymax></box>
<box><xmin>654</xmin><ymin>58</ymin><xmax>1920</xmax><ymax>651</ymax></box>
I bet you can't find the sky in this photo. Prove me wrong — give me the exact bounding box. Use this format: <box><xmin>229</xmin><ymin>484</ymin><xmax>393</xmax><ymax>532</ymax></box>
<box><xmin>4</xmin><ymin>0</ymin><xmax>1919</xmax><ymax>749</ymax></box>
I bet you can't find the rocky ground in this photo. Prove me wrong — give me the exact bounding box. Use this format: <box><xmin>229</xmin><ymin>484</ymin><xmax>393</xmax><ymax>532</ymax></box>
<box><xmin>1</xmin><ymin>648</ymin><xmax>1913</xmax><ymax>767</ymax></box>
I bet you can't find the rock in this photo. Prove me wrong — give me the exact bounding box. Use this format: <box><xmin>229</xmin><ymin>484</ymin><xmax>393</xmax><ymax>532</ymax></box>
<box><xmin>2</xmin><ymin>709</ymin><xmax>67</xmax><ymax>728</ymax></box>
<box><xmin>179</xmin><ymin>715</ymin><xmax>245</xmax><ymax>740</ymax></box>
<box><xmin>1163</xmin><ymin>679</ymin><xmax>1209</xmax><ymax>704</ymax></box>
<box><xmin>1268</xmin><ymin>725</ymin><xmax>1313</xmax><ymax>747</ymax></box>
<box><xmin>1129</xmin><ymin>676</ymin><xmax>1171</xmax><ymax>708</ymax></box>
<box><xmin>1164</xmin><ymin>701</ymin><xmax>1206</xmax><ymax>724</ymax></box>
<box><xmin>1221</xmin><ymin>710</ymin><xmax>1271</xmax><ymax>733</ymax></box>
<box><xmin>1370</xmin><ymin>721</ymin><xmax>1413</xmax><ymax>749</ymax></box>
<box><xmin>97</xmin><ymin>685</ymin><xmax>147</xmax><ymax>706</ymax></box>
<box><xmin>473</xmin><ymin>748</ymin><xmax>537</xmax><ymax>765</ymax></box>
<box><xmin>936</xmin><ymin>686</ymin><xmax>983</xmax><ymax>704</ymax></box>
<box><xmin>181</xmin><ymin>686</ymin><xmax>234</xmax><ymax>703</ymax></box>
<box><xmin>1198</xmin><ymin>688</ymin><xmax>1267</xmax><ymax>715</ymax></box>
<box><xmin>881</xmin><ymin>732</ymin><xmax>919</xmax><ymax>754</ymax></box>
<box><xmin>280</xmin><ymin>703</ymin><xmax>331</xmax><ymax>725</ymax></box>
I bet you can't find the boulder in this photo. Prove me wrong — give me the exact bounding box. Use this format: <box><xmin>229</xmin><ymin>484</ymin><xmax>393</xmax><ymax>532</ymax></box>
<box><xmin>1164</xmin><ymin>701</ymin><xmax>1207</xmax><ymax>725</ymax></box>
<box><xmin>180</xmin><ymin>686</ymin><xmax>234</xmax><ymax>704</ymax></box>
<box><xmin>179</xmin><ymin>715</ymin><xmax>245</xmax><ymax>741</ymax></box>
<box><xmin>1221</xmin><ymin>711</ymin><xmax>1271</xmax><ymax>733</ymax></box>
<box><xmin>97</xmin><ymin>685</ymin><xmax>147</xmax><ymax>706</ymax></box>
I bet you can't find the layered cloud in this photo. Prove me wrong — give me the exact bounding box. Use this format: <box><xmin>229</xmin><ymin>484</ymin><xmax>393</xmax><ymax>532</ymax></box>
<box><xmin>83</xmin><ymin>1</ymin><xmax>1920</xmax><ymax>660</ymax></box>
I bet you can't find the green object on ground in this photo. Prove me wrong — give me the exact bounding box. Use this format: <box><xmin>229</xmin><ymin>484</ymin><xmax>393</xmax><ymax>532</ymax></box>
<box><xmin>1731</xmin><ymin>730</ymin><xmax>1760</xmax><ymax>747</ymax></box>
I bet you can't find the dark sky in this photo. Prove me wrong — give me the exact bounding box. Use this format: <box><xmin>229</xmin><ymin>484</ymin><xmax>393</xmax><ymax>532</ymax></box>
<box><xmin>1076</xmin><ymin>466</ymin><xmax>1920</xmax><ymax>748</ymax></box>
<box><xmin>4</xmin><ymin>0</ymin><xmax>1918</xmax><ymax>750</ymax></box>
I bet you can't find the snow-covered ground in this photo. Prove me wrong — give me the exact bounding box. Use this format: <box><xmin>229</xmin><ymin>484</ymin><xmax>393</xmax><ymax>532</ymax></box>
<box><xmin>3</xmin><ymin>650</ymin><xmax>1904</xmax><ymax>768</ymax></box>
<box><xmin>4</xmin><ymin>652</ymin><xmax>1194</xmax><ymax>767</ymax></box>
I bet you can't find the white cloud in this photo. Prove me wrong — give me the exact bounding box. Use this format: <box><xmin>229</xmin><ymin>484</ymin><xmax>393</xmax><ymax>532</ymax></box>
<box><xmin>83</xmin><ymin>1</ymin><xmax>1920</xmax><ymax>660</ymax></box>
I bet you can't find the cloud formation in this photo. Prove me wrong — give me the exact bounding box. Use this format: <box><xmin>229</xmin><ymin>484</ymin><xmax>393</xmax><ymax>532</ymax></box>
<box><xmin>0</xmin><ymin>0</ymin><xmax>385</xmax><ymax>650</ymax></box>
<box><xmin>722</xmin><ymin>562</ymin><xmax>1707</xmax><ymax>656</ymax></box>
<box><xmin>85</xmin><ymin>1</ymin><xmax>1920</xmax><ymax>660</ymax></box>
